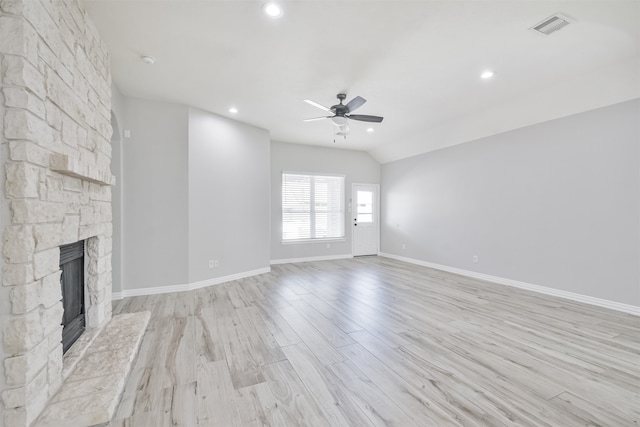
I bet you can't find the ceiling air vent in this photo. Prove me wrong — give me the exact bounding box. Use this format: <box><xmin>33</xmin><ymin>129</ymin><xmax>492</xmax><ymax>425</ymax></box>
<box><xmin>530</xmin><ymin>13</ymin><xmax>573</xmax><ymax>36</ymax></box>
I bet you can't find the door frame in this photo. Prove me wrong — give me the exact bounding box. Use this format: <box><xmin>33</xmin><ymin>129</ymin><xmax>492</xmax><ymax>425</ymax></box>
<box><xmin>351</xmin><ymin>183</ymin><xmax>380</xmax><ymax>256</ymax></box>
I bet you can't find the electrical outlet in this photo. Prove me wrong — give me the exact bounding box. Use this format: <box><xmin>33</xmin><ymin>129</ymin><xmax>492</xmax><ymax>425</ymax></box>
<box><xmin>214</xmin><ymin>259</ymin><xmax>219</xmax><ymax>268</ymax></box>
<box><xmin>473</xmin><ymin>255</ymin><xmax>479</xmax><ymax>263</ymax></box>
<box><xmin>208</xmin><ymin>260</ymin><xmax>215</xmax><ymax>269</ymax></box>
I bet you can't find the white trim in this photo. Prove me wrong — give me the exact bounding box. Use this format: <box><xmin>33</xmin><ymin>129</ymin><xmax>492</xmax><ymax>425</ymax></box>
<box><xmin>379</xmin><ymin>252</ymin><xmax>640</xmax><ymax>316</ymax></box>
<box><xmin>270</xmin><ymin>254</ymin><xmax>353</xmax><ymax>265</ymax></box>
<box><xmin>282</xmin><ymin>170</ymin><xmax>346</xmax><ymax>179</ymax></box>
<box><xmin>111</xmin><ymin>267</ymin><xmax>271</xmax><ymax>300</ymax></box>
<box><xmin>282</xmin><ymin>237</ymin><xmax>346</xmax><ymax>245</ymax></box>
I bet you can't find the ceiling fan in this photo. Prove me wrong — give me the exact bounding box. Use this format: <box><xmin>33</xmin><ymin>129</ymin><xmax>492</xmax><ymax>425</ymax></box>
<box><xmin>303</xmin><ymin>93</ymin><xmax>384</xmax><ymax>132</ymax></box>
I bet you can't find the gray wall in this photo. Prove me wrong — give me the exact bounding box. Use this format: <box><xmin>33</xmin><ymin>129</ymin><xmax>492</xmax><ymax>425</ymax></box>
<box><xmin>111</xmin><ymin>98</ymin><xmax>271</xmax><ymax>291</ymax></box>
<box><xmin>381</xmin><ymin>99</ymin><xmax>640</xmax><ymax>306</ymax></box>
<box><xmin>271</xmin><ymin>141</ymin><xmax>381</xmax><ymax>261</ymax></box>
<box><xmin>121</xmin><ymin>98</ymin><xmax>190</xmax><ymax>289</ymax></box>
<box><xmin>188</xmin><ymin>107</ymin><xmax>271</xmax><ymax>282</ymax></box>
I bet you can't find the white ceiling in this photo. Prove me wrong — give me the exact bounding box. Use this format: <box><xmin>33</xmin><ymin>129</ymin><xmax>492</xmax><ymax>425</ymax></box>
<box><xmin>85</xmin><ymin>1</ymin><xmax>640</xmax><ymax>163</ymax></box>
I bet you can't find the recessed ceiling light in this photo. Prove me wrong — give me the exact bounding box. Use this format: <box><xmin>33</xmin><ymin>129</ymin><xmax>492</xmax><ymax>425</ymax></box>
<box><xmin>366</xmin><ymin>128</ymin><xmax>375</xmax><ymax>133</ymax></box>
<box><xmin>263</xmin><ymin>3</ymin><xmax>283</xmax><ymax>18</ymax></box>
<box><xmin>481</xmin><ymin>70</ymin><xmax>495</xmax><ymax>79</ymax></box>
<box><xmin>228</xmin><ymin>107</ymin><xmax>238</xmax><ymax>114</ymax></box>
<box><xmin>141</xmin><ymin>55</ymin><xmax>155</xmax><ymax>65</ymax></box>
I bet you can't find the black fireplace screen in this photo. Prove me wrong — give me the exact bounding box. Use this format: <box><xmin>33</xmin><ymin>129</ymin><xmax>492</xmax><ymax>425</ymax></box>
<box><xmin>59</xmin><ymin>241</ymin><xmax>85</xmax><ymax>353</ymax></box>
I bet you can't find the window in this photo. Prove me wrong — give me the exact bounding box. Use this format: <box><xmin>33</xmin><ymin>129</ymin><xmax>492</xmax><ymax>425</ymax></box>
<box><xmin>356</xmin><ymin>190</ymin><xmax>373</xmax><ymax>223</ymax></box>
<box><xmin>282</xmin><ymin>172</ymin><xmax>345</xmax><ymax>242</ymax></box>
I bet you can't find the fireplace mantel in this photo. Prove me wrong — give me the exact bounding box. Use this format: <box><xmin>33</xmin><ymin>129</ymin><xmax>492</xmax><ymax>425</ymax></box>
<box><xmin>50</xmin><ymin>153</ymin><xmax>116</xmax><ymax>186</ymax></box>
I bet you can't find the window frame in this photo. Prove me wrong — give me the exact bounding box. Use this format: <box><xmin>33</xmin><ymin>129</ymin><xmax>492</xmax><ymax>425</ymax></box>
<box><xmin>281</xmin><ymin>171</ymin><xmax>346</xmax><ymax>244</ymax></box>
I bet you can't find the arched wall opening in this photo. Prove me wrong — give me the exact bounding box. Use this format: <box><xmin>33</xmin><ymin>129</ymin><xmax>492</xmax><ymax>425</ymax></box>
<box><xmin>111</xmin><ymin>111</ymin><xmax>124</xmax><ymax>294</ymax></box>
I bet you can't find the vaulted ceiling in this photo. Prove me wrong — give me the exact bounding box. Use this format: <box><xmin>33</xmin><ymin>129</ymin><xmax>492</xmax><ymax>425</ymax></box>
<box><xmin>85</xmin><ymin>1</ymin><xmax>639</xmax><ymax>163</ymax></box>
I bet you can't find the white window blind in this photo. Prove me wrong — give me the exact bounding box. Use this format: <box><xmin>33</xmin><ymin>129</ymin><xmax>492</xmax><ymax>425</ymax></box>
<box><xmin>282</xmin><ymin>173</ymin><xmax>345</xmax><ymax>242</ymax></box>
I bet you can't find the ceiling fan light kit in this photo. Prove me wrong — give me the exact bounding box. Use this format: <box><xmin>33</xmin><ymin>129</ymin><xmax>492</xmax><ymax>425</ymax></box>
<box><xmin>331</xmin><ymin>116</ymin><xmax>348</xmax><ymax>126</ymax></box>
<box><xmin>304</xmin><ymin>93</ymin><xmax>383</xmax><ymax>138</ymax></box>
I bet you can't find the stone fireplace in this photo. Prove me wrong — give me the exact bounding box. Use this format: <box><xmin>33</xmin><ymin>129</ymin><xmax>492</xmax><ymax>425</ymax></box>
<box><xmin>0</xmin><ymin>0</ymin><xmax>115</xmax><ymax>425</ymax></box>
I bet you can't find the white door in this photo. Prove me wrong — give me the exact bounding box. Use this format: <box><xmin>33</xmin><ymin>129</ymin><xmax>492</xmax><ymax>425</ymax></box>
<box><xmin>352</xmin><ymin>184</ymin><xmax>379</xmax><ymax>256</ymax></box>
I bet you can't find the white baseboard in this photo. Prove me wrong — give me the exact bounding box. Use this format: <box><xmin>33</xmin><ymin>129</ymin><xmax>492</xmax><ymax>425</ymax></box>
<box><xmin>270</xmin><ymin>254</ymin><xmax>353</xmax><ymax>265</ymax></box>
<box><xmin>112</xmin><ymin>267</ymin><xmax>271</xmax><ymax>300</ymax></box>
<box><xmin>379</xmin><ymin>252</ymin><xmax>640</xmax><ymax>316</ymax></box>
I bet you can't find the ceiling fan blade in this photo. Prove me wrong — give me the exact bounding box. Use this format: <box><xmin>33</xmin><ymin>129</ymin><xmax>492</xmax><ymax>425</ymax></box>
<box><xmin>347</xmin><ymin>114</ymin><xmax>383</xmax><ymax>123</ymax></box>
<box><xmin>304</xmin><ymin>99</ymin><xmax>333</xmax><ymax>113</ymax></box>
<box><xmin>303</xmin><ymin>116</ymin><xmax>331</xmax><ymax>122</ymax></box>
<box><xmin>345</xmin><ymin>96</ymin><xmax>366</xmax><ymax>113</ymax></box>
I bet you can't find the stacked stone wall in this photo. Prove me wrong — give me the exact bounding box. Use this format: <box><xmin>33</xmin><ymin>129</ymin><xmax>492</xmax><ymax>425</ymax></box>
<box><xmin>0</xmin><ymin>1</ymin><xmax>113</xmax><ymax>425</ymax></box>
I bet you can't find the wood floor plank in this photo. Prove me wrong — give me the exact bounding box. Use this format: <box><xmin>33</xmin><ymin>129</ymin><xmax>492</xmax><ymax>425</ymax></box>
<box><xmin>330</xmin><ymin>293</ymin><xmax>413</xmax><ymax>334</ymax></box>
<box><xmin>168</xmin><ymin>316</ymin><xmax>197</xmax><ymax>385</ymax></box>
<box><xmin>227</xmin><ymin>282</ymin><xmax>255</xmax><ymax>309</ymax></box>
<box><xmin>288</xmin><ymin>299</ymin><xmax>355</xmax><ymax>348</ymax></box>
<box><xmin>111</xmin><ymin>257</ymin><xmax>640</xmax><ymax>426</ymax></box>
<box><xmin>338</xmin><ymin>343</ymin><xmax>461</xmax><ymax>425</ymax></box>
<box><xmin>171</xmin><ymin>382</ymin><xmax>197</xmax><ymax>426</ymax></box>
<box><xmin>218</xmin><ymin>313</ymin><xmax>267</xmax><ymax>390</ymax></box>
<box><xmin>260</xmin><ymin>360</ymin><xmax>333</xmax><ymax>427</ymax></box>
<box><xmin>172</xmin><ymin>291</ymin><xmax>196</xmax><ymax>318</ymax></box>
<box><xmin>349</xmin><ymin>330</ymin><xmax>522</xmax><ymax>426</ymax></box>
<box><xmin>235</xmin><ymin>307</ymin><xmax>287</xmax><ymax>365</ymax></box>
<box><xmin>216</xmin><ymin>305</ymin><xmax>288</xmax><ymax>390</ymax></box>
<box><xmin>253</xmin><ymin>301</ymin><xmax>302</xmax><ymax>347</ymax></box>
<box><xmin>300</xmin><ymin>294</ymin><xmax>364</xmax><ymax>333</ymax></box>
<box><xmin>550</xmin><ymin>390</ymin><xmax>640</xmax><ymax>426</ymax></box>
<box><xmin>114</xmin><ymin>412</ymin><xmax>173</xmax><ymax>427</ymax></box>
<box><xmin>195</xmin><ymin>360</ymin><xmax>242</xmax><ymax>426</ymax></box>
<box><xmin>239</xmin><ymin>278</ymin><xmax>268</xmax><ymax>304</ymax></box>
<box><xmin>323</xmin><ymin>359</ymin><xmax>423</xmax><ymax>427</ymax></box>
<box><xmin>280</xmin><ymin>343</ymin><xmax>373</xmax><ymax>427</ymax></box>
<box><xmin>209</xmin><ymin>285</ymin><xmax>237</xmax><ymax>317</ymax></box>
<box><xmin>194</xmin><ymin>310</ymin><xmax>226</xmax><ymax>362</ymax></box>
<box><xmin>234</xmin><ymin>382</ymin><xmax>275</xmax><ymax>427</ymax></box>
<box><xmin>325</xmin><ymin>298</ymin><xmax>414</xmax><ymax>348</ymax></box>
<box><xmin>276</xmin><ymin>305</ymin><xmax>344</xmax><ymax>365</ymax></box>
<box><xmin>396</xmin><ymin>344</ymin><xmax>561</xmax><ymax>427</ymax></box>
<box><xmin>399</xmin><ymin>330</ymin><xmax>567</xmax><ymax>405</ymax></box>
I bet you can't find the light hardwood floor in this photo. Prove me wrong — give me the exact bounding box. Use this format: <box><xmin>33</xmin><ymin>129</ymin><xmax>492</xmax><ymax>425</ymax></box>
<box><xmin>109</xmin><ymin>257</ymin><xmax>639</xmax><ymax>426</ymax></box>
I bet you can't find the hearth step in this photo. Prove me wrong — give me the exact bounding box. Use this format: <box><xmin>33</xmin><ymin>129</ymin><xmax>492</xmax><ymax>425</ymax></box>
<box><xmin>34</xmin><ymin>311</ymin><xmax>150</xmax><ymax>427</ymax></box>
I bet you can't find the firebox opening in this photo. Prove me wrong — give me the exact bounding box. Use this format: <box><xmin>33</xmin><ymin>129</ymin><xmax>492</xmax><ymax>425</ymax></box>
<box><xmin>60</xmin><ymin>240</ymin><xmax>86</xmax><ymax>354</ymax></box>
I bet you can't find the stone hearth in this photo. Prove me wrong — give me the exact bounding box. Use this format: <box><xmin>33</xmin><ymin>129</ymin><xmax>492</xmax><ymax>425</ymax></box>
<box><xmin>0</xmin><ymin>0</ymin><xmax>115</xmax><ymax>425</ymax></box>
<box><xmin>34</xmin><ymin>312</ymin><xmax>150</xmax><ymax>427</ymax></box>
